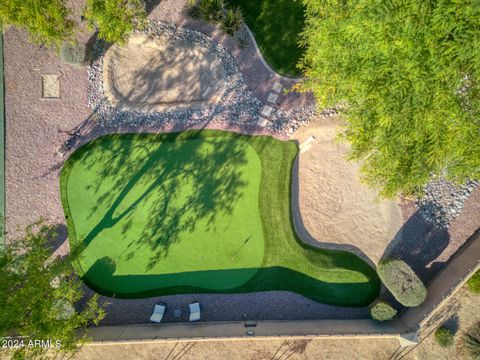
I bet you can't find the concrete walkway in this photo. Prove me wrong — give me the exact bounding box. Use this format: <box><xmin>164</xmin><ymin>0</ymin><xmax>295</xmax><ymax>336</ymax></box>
<box><xmin>89</xmin><ymin>319</ymin><xmax>407</xmax><ymax>344</ymax></box>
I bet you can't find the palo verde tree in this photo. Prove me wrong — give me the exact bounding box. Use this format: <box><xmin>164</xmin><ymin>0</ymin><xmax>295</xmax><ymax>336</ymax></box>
<box><xmin>83</xmin><ymin>0</ymin><xmax>147</xmax><ymax>44</ymax></box>
<box><xmin>298</xmin><ymin>0</ymin><xmax>480</xmax><ymax>197</ymax></box>
<box><xmin>0</xmin><ymin>222</ymin><xmax>105</xmax><ymax>360</ymax></box>
<box><xmin>0</xmin><ymin>0</ymin><xmax>75</xmax><ymax>46</ymax></box>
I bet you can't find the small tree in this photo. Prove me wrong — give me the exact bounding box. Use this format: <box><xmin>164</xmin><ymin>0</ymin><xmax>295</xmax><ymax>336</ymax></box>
<box><xmin>84</xmin><ymin>0</ymin><xmax>147</xmax><ymax>44</ymax></box>
<box><xmin>0</xmin><ymin>222</ymin><xmax>106</xmax><ymax>359</ymax></box>
<box><xmin>0</xmin><ymin>0</ymin><xmax>75</xmax><ymax>46</ymax></box>
<box><xmin>435</xmin><ymin>326</ymin><xmax>454</xmax><ymax>348</ymax></box>
<box><xmin>467</xmin><ymin>270</ymin><xmax>480</xmax><ymax>294</ymax></box>
<box><xmin>377</xmin><ymin>259</ymin><xmax>427</xmax><ymax>307</ymax></box>
<box><xmin>370</xmin><ymin>300</ymin><xmax>397</xmax><ymax>321</ymax></box>
<box><xmin>60</xmin><ymin>41</ymin><xmax>88</xmax><ymax>66</ymax></box>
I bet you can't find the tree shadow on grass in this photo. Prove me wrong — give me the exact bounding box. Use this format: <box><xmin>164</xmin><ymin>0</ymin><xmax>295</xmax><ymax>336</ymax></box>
<box><xmin>64</xmin><ymin>132</ymin><xmax>251</xmax><ymax>271</ymax></box>
<box><xmin>83</xmin><ymin>257</ymin><xmax>379</xmax><ymax>307</ymax></box>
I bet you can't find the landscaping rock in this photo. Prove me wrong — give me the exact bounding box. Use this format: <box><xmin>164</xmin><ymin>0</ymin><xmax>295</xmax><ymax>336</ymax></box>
<box><xmin>87</xmin><ymin>20</ymin><xmax>315</xmax><ymax>135</ymax></box>
<box><xmin>417</xmin><ymin>177</ymin><xmax>479</xmax><ymax>228</ymax></box>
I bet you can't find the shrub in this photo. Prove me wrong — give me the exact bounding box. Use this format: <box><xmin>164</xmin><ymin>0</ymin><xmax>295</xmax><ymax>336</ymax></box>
<box><xmin>377</xmin><ymin>259</ymin><xmax>427</xmax><ymax>307</ymax></box>
<box><xmin>221</xmin><ymin>7</ymin><xmax>243</xmax><ymax>36</ymax></box>
<box><xmin>462</xmin><ymin>323</ymin><xmax>480</xmax><ymax>359</ymax></box>
<box><xmin>467</xmin><ymin>270</ymin><xmax>480</xmax><ymax>294</ymax></box>
<box><xmin>370</xmin><ymin>300</ymin><xmax>397</xmax><ymax>321</ymax></box>
<box><xmin>0</xmin><ymin>0</ymin><xmax>75</xmax><ymax>47</ymax></box>
<box><xmin>184</xmin><ymin>0</ymin><xmax>201</xmax><ymax>19</ymax></box>
<box><xmin>60</xmin><ymin>41</ymin><xmax>87</xmax><ymax>66</ymax></box>
<box><xmin>83</xmin><ymin>0</ymin><xmax>147</xmax><ymax>44</ymax></box>
<box><xmin>199</xmin><ymin>0</ymin><xmax>224</xmax><ymax>23</ymax></box>
<box><xmin>435</xmin><ymin>327</ymin><xmax>454</xmax><ymax>348</ymax></box>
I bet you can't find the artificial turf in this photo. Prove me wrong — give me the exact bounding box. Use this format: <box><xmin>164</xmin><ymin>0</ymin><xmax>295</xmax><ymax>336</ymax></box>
<box><xmin>228</xmin><ymin>0</ymin><xmax>305</xmax><ymax>77</ymax></box>
<box><xmin>61</xmin><ymin>131</ymin><xmax>380</xmax><ymax>306</ymax></box>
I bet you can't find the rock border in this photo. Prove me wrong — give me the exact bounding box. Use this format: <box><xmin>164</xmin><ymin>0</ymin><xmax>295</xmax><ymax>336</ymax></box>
<box><xmin>88</xmin><ymin>21</ymin><xmax>316</xmax><ymax>137</ymax></box>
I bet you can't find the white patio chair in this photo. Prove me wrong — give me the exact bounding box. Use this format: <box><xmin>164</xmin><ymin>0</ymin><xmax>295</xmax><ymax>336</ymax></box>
<box><xmin>150</xmin><ymin>303</ymin><xmax>166</xmax><ymax>323</ymax></box>
<box><xmin>189</xmin><ymin>302</ymin><xmax>201</xmax><ymax>322</ymax></box>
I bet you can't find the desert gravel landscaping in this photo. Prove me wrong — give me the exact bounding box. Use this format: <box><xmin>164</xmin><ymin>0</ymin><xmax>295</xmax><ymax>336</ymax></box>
<box><xmin>3</xmin><ymin>0</ymin><xmax>480</xmax><ymax>329</ymax></box>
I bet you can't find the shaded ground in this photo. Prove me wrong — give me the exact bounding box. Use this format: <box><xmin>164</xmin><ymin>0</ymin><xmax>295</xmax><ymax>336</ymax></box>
<box><xmin>293</xmin><ymin>115</ymin><xmax>403</xmax><ymax>264</ymax></box>
<box><xmin>229</xmin><ymin>0</ymin><xmax>305</xmax><ymax>77</ymax></box>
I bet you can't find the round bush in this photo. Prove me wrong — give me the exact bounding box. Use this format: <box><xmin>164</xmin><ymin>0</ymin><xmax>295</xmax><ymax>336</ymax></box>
<box><xmin>370</xmin><ymin>300</ymin><xmax>397</xmax><ymax>321</ymax></box>
<box><xmin>467</xmin><ymin>270</ymin><xmax>480</xmax><ymax>294</ymax></box>
<box><xmin>377</xmin><ymin>259</ymin><xmax>427</xmax><ymax>307</ymax></box>
<box><xmin>462</xmin><ymin>323</ymin><xmax>480</xmax><ymax>359</ymax></box>
<box><xmin>60</xmin><ymin>42</ymin><xmax>87</xmax><ymax>66</ymax></box>
<box><xmin>435</xmin><ymin>327</ymin><xmax>454</xmax><ymax>348</ymax></box>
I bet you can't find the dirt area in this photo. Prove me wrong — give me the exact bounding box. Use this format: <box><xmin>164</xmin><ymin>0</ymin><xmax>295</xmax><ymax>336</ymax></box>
<box><xmin>74</xmin><ymin>337</ymin><xmax>401</xmax><ymax>360</ymax></box>
<box><xmin>103</xmin><ymin>33</ymin><xmax>224</xmax><ymax>113</ymax></box>
<box><xmin>293</xmin><ymin>115</ymin><xmax>403</xmax><ymax>264</ymax></box>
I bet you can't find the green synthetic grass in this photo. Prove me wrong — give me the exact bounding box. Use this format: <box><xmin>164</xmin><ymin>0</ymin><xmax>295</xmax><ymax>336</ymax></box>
<box><xmin>228</xmin><ymin>0</ymin><xmax>305</xmax><ymax>77</ymax></box>
<box><xmin>61</xmin><ymin>131</ymin><xmax>380</xmax><ymax>306</ymax></box>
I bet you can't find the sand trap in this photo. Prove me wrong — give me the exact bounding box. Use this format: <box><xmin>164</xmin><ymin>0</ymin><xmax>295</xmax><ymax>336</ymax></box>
<box><xmin>102</xmin><ymin>33</ymin><xmax>225</xmax><ymax>113</ymax></box>
<box><xmin>294</xmin><ymin>116</ymin><xmax>403</xmax><ymax>263</ymax></box>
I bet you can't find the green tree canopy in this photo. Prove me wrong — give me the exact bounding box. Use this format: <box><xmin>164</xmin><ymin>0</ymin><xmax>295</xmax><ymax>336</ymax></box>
<box><xmin>0</xmin><ymin>0</ymin><xmax>74</xmax><ymax>46</ymax></box>
<box><xmin>298</xmin><ymin>0</ymin><xmax>480</xmax><ymax>197</ymax></box>
<box><xmin>84</xmin><ymin>0</ymin><xmax>147</xmax><ymax>44</ymax></box>
<box><xmin>0</xmin><ymin>222</ymin><xmax>105</xmax><ymax>359</ymax></box>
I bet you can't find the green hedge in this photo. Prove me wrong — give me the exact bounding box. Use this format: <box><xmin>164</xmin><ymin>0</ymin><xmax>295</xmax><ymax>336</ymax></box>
<box><xmin>377</xmin><ymin>259</ymin><xmax>427</xmax><ymax>307</ymax></box>
<box><xmin>370</xmin><ymin>300</ymin><xmax>397</xmax><ymax>321</ymax></box>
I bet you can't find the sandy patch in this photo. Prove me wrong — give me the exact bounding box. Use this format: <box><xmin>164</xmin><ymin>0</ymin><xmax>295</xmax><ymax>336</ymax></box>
<box><xmin>103</xmin><ymin>33</ymin><xmax>225</xmax><ymax>113</ymax></box>
<box><xmin>293</xmin><ymin>116</ymin><xmax>403</xmax><ymax>263</ymax></box>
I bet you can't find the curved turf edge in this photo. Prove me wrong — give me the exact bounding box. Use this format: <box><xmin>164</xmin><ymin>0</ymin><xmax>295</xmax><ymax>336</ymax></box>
<box><xmin>60</xmin><ymin>130</ymin><xmax>380</xmax><ymax>306</ymax></box>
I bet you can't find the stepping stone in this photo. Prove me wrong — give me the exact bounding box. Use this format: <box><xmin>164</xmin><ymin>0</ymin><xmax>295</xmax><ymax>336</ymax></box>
<box><xmin>42</xmin><ymin>75</ymin><xmax>60</xmax><ymax>99</ymax></box>
<box><xmin>261</xmin><ymin>105</ymin><xmax>273</xmax><ymax>118</ymax></box>
<box><xmin>257</xmin><ymin>117</ymin><xmax>269</xmax><ymax>127</ymax></box>
<box><xmin>300</xmin><ymin>143</ymin><xmax>313</xmax><ymax>154</ymax></box>
<box><xmin>272</xmin><ymin>81</ymin><xmax>283</xmax><ymax>93</ymax></box>
<box><xmin>299</xmin><ymin>135</ymin><xmax>316</xmax><ymax>149</ymax></box>
<box><xmin>267</xmin><ymin>93</ymin><xmax>279</xmax><ymax>104</ymax></box>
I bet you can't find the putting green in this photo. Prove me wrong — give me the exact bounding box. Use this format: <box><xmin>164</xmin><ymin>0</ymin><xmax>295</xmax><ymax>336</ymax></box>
<box><xmin>61</xmin><ymin>131</ymin><xmax>380</xmax><ymax>306</ymax></box>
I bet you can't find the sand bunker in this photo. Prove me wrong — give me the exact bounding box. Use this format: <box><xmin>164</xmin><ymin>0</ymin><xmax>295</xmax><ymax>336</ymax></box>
<box><xmin>102</xmin><ymin>33</ymin><xmax>225</xmax><ymax>113</ymax></box>
<box><xmin>294</xmin><ymin>116</ymin><xmax>403</xmax><ymax>263</ymax></box>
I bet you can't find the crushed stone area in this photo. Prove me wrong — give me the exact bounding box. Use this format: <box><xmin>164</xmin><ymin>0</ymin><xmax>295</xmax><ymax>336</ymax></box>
<box><xmin>417</xmin><ymin>178</ymin><xmax>479</xmax><ymax>228</ymax></box>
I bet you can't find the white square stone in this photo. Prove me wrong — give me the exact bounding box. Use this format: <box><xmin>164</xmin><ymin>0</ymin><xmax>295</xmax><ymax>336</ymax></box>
<box><xmin>42</xmin><ymin>75</ymin><xmax>60</xmax><ymax>99</ymax></box>
<box><xmin>261</xmin><ymin>105</ymin><xmax>273</xmax><ymax>118</ymax></box>
<box><xmin>257</xmin><ymin>117</ymin><xmax>269</xmax><ymax>127</ymax></box>
<box><xmin>272</xmin><ymin>81</ymin><xmax>283</xmax><ymax>93</ymax></box>
<box><xmin>267</xmin><ymin>93</ymin><xmax>279</xmax><ymax>104</ymax></box>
